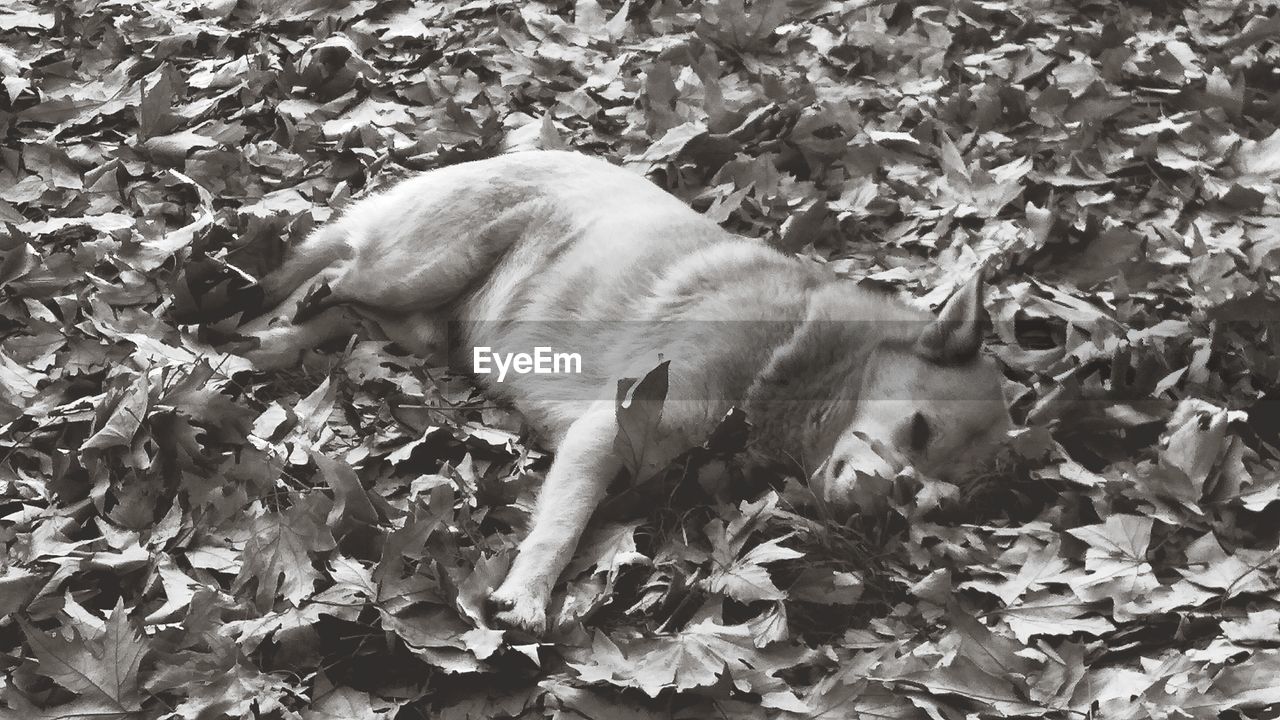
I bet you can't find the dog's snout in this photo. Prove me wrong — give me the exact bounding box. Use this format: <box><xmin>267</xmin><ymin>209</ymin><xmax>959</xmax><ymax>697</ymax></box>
<box><xmin>819</xmin><ymin>432</ymin><xmax>901</xmax><ymax>512</ymax></box>
<box><xmin>829</xmin><ymin>458</ymin><xmax>848</xmax><ymax>482</ymax></box>
<box><xmin>822</xmin><ymin>455</ymin><xmax>860</xmax><ymax>513</ymax></box>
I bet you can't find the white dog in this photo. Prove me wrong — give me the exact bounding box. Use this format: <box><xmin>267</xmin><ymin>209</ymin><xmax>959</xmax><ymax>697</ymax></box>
<box><xmin>239</xmin><ymin>151</ymin><xmax>1011</xmax><ymax>633</ymax></box>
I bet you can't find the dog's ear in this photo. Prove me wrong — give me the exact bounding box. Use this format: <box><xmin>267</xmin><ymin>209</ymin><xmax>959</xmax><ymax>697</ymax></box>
<box><xmin>916</xmin><ymin>274</ymin><xmax>984</xmax><ymax>364</ymax></box>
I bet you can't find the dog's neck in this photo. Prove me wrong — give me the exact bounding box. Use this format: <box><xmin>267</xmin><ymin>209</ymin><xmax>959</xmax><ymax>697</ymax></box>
<box><xmin>741</xmin><ymin>282</ymin><xmax>926</xmax><ymax>471</ymax></box>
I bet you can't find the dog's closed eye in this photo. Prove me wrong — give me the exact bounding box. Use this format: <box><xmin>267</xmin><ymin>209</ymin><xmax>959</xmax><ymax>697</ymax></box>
<box><xmin>910</xmin><ymin>411</ymin><xmax>931</xmax><ymax>452</ymax></box>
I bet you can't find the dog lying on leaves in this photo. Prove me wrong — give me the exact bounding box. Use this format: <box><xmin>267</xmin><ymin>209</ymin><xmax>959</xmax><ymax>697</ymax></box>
<box><xmin>237</xmin><ymin>150</ymin><xmax>1012</xmax><ymax>634</ymax></box>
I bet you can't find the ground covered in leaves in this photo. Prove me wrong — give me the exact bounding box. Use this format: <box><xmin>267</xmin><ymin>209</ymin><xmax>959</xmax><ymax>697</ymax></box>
<box><xmin>4</xmin><ymin>0</ymin><xmax>1280</xmax><ymax>717</ymax></box>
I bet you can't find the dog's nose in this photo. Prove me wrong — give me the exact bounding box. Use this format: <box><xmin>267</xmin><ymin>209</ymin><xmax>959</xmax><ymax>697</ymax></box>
<box><xmin>821</xmin><ymin>458</ymin><xmax>857</xmax><ymax>514</ymax></box>
<box><xmin>820</xmin><ymin>433</ymin><xmax>902</xmax><ymax>513</ymax></box>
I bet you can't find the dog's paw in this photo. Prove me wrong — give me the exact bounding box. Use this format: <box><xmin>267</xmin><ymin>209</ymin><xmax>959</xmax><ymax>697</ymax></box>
<box><xmin>238</xmin><ymin>329</ymin><xmax>302</xmax><ymax>371</ymax></box>
<box><xmin>488</xmin><ymin>583</ymin><xmax>548</xmax><ymax>636</ymax></box>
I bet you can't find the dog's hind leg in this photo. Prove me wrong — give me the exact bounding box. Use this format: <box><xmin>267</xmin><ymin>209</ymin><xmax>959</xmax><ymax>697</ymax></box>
<box><xmin>238</xmin><ymin>268</ymin><xmax>363</xmax><ymax>370</ymax></box>
<box><xmin>240</xmin><ymin>306</ymin><xmax>366</xmax><ymax>370</ymax></box>
<box><xmin>316</xmin><ymin>194</ymin><xmax>547</xmax><ymax>314</ymax></box>
<box><xmin>361</xmin><ymin>308</ymin><xmax>450</xmax><ymax>362</ymax></box>
<box><xmin>254</xmin><ymin>224</ymin><xmax>352</xmax><ymax>313</ymax></box>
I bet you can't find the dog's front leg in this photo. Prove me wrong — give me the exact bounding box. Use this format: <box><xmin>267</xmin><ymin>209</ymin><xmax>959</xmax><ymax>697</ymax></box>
<box><xmin>489</xmin><ymin>401</ymin><xmax>619</xmax><ymax>635</ymax></box>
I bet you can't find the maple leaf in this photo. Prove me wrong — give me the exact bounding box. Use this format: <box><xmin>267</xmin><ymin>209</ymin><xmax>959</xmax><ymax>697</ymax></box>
<box><xmin>685</xmin><ymin>490</ymin><xmax>802</xmax><ymax>602</ymax></box>
<box><xmin>0</xmin><ymin>568</ymin><xmax>43</xmax><ymax>616</ymax></box>
<box><xmin>233</xmin><ymin>494</ymin><xmax>337</xmax><ymax>608</ymax></box>
<box><xmin>1065</xmin><ymin>514</ymin><xmax>1160</xmax><ymax>611</ymax></box>
<box><xmin>453</xmin><ymin>551</ymin><xmax>509</xmax><ymax>629</ymax></box>
<box><xmin>894</xmin><ymin>655</ymin><xmax>1042</xmax><ymax>716</ymax></box>
<box><xmin>1207</xmin><ymin>649</ymin><xmax>1280</xmax><ymax>711</ymax></box>
<box><xmin>164</xmin><ymin>656</ymin><xmax>303</xmax><ymax>720</ymax></box>
<box><xmin>1222</xmin><ymin>608</ymin><xmax>1280</xmax><ymax>644</ymax></box>
<box><xmin>541</xmin><ymin>677</ymin><xmax>666</xmax><ymax>720</ymax></box>
<box><xmin>380</xmin><ymin>603</ymin><xmax>494</xmax><ymax>672</ymax></box>
<box><xmin>1178</xmin><ymin>532</ymin><xmax>1276</xmax><ymax>599</ymax></box>
<box><xmin>1159</xmin><ymin>398</ymin><xmax>1242</xmax><ymax>496</ymax></box>
<box><xmin>311</xmin><ymin>451</ymin><xmax>380</xmax><ymax>538</ymax></box>
<box><xmin>20</xmin><ymin>600</ymin><xmax>148</xmax><ymax>713</ymax></box>
<box><xmin>80</xmin><ymin>369</ymin><xmax>150</xmax><ymax>452</ymax></box>
<box><xmin>696</xmin><ymin>0</ymin><xmax>788</xmax><ymax>51</ymax></box>
<box><xmin>568</xmin><ymin>619</ymin><xmax>798</xmax><ymax>697</ymax></box>
<box><xmin>934</xmin><ymin>132</ymin><xmax>1033</xmax><ymax>218</ymax></box>
<box><xmin>787</xmin><ymin>567</ymin><xmax>863</xmax><ymax>605</ymax></box>
<box><xmin>565</xmin><ymin>520</ymin><xmax>648</xmax><ymax>580</ymax></box>
<box><xmin>613</xmin><ymin>360</ymin><xmax>671</xmax><ymax>482</ymax></box>
<box><xmin>783</xmin><ymin>670</ymin><xmax>919</xmax><ymax>720</ymax></box>
<box><xmin>704</xmin><ymin>532</ymin><xmax>802</xmax><ymax>602</ymax></box>
<box><xmin>999</xmin><ymin>589</ymin><xmax>1115</xmax><ymax>644</ymax></box>
<box><xmin>143</xmin><ymin>556</ymin><xmax>201</xmax><ymax>624</ymax></box>
<box><xmin>962</xmin><ymin>537</ymin><xmax>1075</xmax><ymax>605</ymax></box>
<box><xmin>303</xmin><ymin>679</ymin><xmax>401</xmax><ymax>720</ymax></box>
<box><xmin>1</xmin><ymin>692</ymin><xmax>139</xmax><ymax>720</ymax></box>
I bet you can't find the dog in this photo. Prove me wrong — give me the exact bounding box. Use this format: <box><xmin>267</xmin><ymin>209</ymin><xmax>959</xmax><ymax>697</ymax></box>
<box><xmin>236</xmin><ymin>150</ymin><xmax>1012</xmax><ymax>634</ymax></box>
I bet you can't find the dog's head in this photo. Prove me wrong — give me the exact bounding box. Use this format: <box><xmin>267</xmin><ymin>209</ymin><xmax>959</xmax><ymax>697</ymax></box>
<box><xmin>817</xmin><ymin>275</ymin><xmax>1012</xmax><ymax>510</ymax></box>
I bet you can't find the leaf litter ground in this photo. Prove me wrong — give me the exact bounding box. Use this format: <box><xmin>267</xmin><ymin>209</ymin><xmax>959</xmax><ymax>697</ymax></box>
<box><xmin>4</xmin><ymin>0</ymin><xmax>1280</xmax><ymax>718</ymax></box>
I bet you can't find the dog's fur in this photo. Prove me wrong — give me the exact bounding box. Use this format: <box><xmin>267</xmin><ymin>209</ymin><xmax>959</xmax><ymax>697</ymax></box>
<box><xmin>238</xmin><ymin>150</ymin><xmax>1011</xmax><ymax>633</ymax></box>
